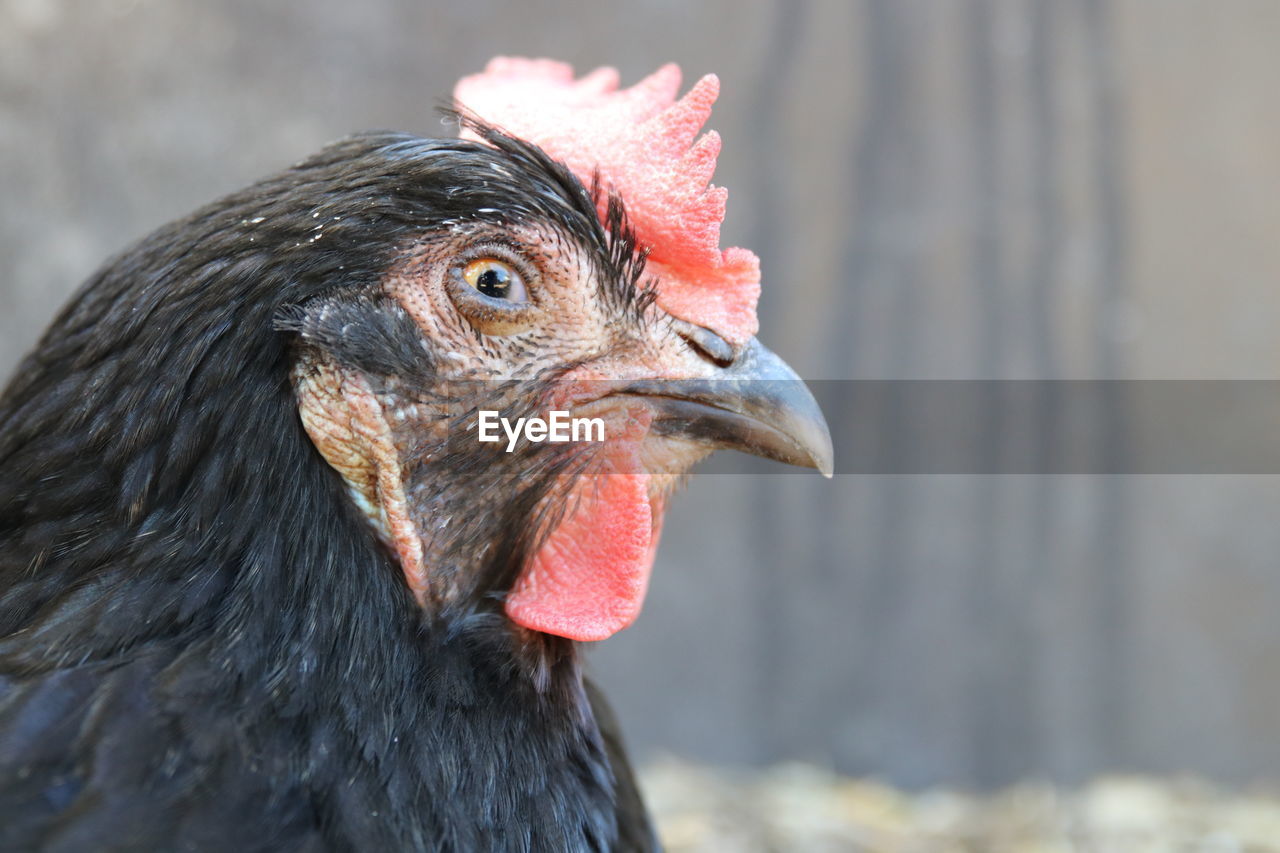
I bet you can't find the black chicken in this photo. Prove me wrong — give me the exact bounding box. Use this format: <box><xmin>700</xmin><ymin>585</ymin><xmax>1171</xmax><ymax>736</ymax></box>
<box><xmin>0</xmin><ymin>59</ymin><xmax>831</xmax><ymax>851</ymax></box>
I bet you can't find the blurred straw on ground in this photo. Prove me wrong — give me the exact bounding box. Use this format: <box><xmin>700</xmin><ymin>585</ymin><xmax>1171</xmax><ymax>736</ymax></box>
<box><xmin>640</xmin><ymin>757</ymin><xmax>1280</xmax><ymax>852</ymax></box>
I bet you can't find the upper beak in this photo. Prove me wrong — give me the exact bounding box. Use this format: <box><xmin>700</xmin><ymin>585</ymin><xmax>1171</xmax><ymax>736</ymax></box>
<box><xmin>618</xmin><ymin>339</ymin><xmax>834</xmax><ymax>477</ymax></box>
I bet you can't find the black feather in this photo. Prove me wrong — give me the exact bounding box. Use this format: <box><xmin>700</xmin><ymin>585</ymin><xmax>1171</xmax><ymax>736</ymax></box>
<box><xmin>0</xmin><ymin>126</ymin><xmax>657</xmax><ymax>851</ymax></box>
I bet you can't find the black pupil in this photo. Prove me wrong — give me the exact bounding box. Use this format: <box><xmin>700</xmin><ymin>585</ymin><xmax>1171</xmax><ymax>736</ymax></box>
<box><xmin>476</xmin><ymin>266</ymin><xmax>510</xmax><ymax>298</ymax></box>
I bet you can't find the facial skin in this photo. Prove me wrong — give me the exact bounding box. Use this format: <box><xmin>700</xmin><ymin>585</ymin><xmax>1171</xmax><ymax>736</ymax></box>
<box><xmin>291</xmin><ymin>215</ymin><xmax>717</xmax><ymax>611</ymax></box>
<box><xmin>281</xmin><ymin>126</ymin><xmax>830</xmax><ymax>640</ymax></box>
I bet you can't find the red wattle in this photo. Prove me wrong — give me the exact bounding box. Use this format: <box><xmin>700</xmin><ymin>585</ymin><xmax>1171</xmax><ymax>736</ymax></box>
<box><xmin>505</xmin><ymin>472</ymin><xmax>658</xmax><ymax>642</ymax></box>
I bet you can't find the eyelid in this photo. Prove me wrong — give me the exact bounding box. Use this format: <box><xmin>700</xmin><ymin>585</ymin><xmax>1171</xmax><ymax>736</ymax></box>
<box><xmin>457</xmin><ymin>242</ymin><xmax>537</xmax><ymax>285</ymax></box>
<box><xmin>445</xmin><ymin>241</ymin><xmax>541</xmax><ymax>335</ymax></box>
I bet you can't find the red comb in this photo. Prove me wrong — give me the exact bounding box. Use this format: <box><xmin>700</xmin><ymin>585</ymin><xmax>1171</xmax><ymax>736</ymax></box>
<box><xmin>453</xmin><ymin>58</ymin><xmax>760</xmax><ymax>343</ymax></box>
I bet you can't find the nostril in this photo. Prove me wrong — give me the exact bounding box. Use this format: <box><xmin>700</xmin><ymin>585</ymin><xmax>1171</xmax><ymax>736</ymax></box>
<box><xmin>675</xmin><ymin>321</ymin><xmax>736</xmax><ymax>368</ymax></box>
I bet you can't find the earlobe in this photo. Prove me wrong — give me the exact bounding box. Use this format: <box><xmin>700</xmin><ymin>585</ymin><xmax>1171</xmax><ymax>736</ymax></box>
<box><xmin>292</xmin><ymin>351</ymin><xmax>432</xmax><ymax>602</ymax></box>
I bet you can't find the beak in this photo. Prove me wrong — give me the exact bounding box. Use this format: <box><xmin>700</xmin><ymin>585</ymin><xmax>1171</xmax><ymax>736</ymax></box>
<box><xmin>619</xmin><ymin>339</ymin><xmax>834</xmax><ymax>477</ymax></box>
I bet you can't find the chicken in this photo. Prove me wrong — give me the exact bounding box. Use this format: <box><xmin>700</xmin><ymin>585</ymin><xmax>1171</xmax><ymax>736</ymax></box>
<box><xmin>0</xmin><ymin>58</ymin><xmax>831</xmax><ymax>851</ymax></box>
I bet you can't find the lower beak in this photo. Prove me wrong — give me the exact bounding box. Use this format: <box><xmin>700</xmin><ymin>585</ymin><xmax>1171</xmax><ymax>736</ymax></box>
<box><xmin>618</xmin><ymin>339</ymin><xmax>834</xmax><ymax>477</ymax></box>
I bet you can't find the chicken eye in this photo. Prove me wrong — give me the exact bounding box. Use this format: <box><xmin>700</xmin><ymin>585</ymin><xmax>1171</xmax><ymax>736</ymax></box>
<box><xmin>462</xmin><ymin>259</ymin><xmax>528</xmax><ymax>302</ymax></box>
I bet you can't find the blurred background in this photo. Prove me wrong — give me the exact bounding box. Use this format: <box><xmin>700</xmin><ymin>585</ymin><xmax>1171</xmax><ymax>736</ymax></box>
<box><xmin>4</xmin><ymin>0</ymin><xmax>1280</xmax><ymax>847</ymax></box>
